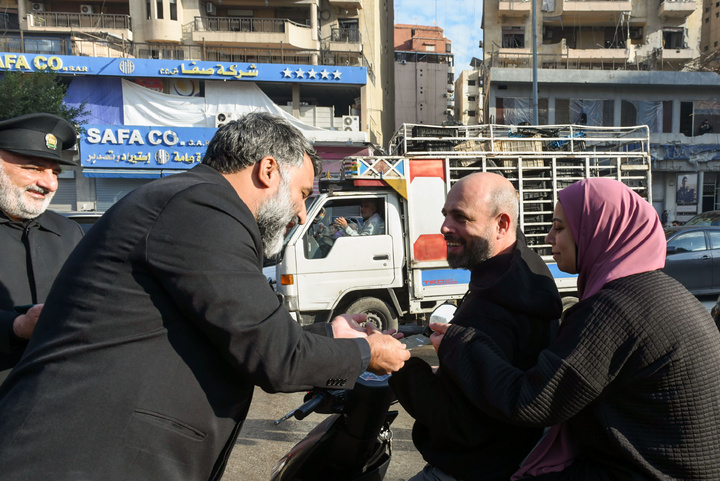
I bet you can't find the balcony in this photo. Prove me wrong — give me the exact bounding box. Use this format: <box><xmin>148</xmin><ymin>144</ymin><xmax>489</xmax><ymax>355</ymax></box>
<box><xmin>662</xmin><ymin>47</ymin><xmax>695</xmax><ymax>61</ymax></box>
<box><xmin>499</xmin><ymin>0</ymin><xmax>531</xmax><ymax>19</ymax></box>
<box><xmin>325</xmin><ymin>27</ymin><xmax>362</xmax><ymax>53</ymax></box>
<box><xmin>558</xmin><ymin>0</ymin><xmax>633</xmax><ymax>24</ymax></box>
<box><xmin>659</xmin><ymin>0</ymin><xmax>697</xmax><ymax>18</ymax></box>
<box><xmin>27</xmin><ymin>13</ymin><xmax>132</xmax><ymax>40</ymax></box>
<box><xmin>327</xmin><ymin>0</ymin><xmax>363</xmax><ymax>8</ymax></box>
<box><xmin>192</xmin><ymin>17</ymin><xmax>317</xmax><ymax>50</ymax></box>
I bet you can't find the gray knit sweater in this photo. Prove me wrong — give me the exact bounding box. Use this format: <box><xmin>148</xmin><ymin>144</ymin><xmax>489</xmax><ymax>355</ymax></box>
<box><xmin>440</xmin><ymin>270</ymin><xmax>720</xmax><ymax>480</ymax></box>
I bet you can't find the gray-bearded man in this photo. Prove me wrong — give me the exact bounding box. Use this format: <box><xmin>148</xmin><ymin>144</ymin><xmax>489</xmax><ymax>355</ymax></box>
<box><xmin>0</xmin><ymin>113</ymin><xmax>82</xmax><ymax>383</ymax></box>
<box><xmin>0</xmin><ymin>112</ymin><xmax>409</xmax><ymax>481</ymax></box>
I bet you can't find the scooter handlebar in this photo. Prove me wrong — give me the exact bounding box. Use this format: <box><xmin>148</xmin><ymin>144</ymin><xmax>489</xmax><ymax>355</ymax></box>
<box><xmin>293</xmin><ymin>391</ymin><xmax>330</xmax><ymax>420</ymax></box>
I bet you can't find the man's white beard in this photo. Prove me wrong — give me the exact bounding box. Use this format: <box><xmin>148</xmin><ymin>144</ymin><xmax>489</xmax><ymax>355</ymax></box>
<box><xmin>0</xmin><ymin>163</ymin><xmax>55</xmax><ymax>220</ymax></box>
<box><xmin>256</xmin><ymin>174</ymin><xmax>297</xmax><ymax>257</ymax></box>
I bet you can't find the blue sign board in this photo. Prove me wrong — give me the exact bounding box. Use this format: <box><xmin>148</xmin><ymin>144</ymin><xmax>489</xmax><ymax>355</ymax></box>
<box><xmin>0</xmin><ymin>52</ymin><xmax>367</xmax><ymax>85</ymax></box>
<box><xmin>421</xmin><ymin>268</ymin><xmax>471</xmax><ymax>287</ymax></box>
<box><xmin>82</xmin><ymin>125</ymin><xmax>214</xmax><ymax>170</ymax></box>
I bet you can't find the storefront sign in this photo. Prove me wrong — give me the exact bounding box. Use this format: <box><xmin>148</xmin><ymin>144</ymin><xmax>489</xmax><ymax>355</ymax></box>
<box><xmin>0</xmin><ymin>52</ymin><xmax>367</xmax><ymax>85</ymax></box>
<box><xmin>82</xmin><ymin>125</ymin><xmax>215</xmax><ymax>169</ymax></box>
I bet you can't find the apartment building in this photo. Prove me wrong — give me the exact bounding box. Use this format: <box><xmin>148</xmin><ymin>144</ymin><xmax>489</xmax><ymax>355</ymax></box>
<box><xmin>480</xmin><ymin>0</ymin><xmax>720</xmax><ymax>222</ymax></box>
<box><xmin>393</xmin><ymin>24</ymin><xmax>454</xmax><ymax>129</ymax></box>
<box><xmin>454</xmin><ymin>69</ymin><xmax>482</xmax><ymax>125</ymax></box>
<box><xmin>1</xmin><ymin>0</ymin><xmax>394</xmax><ymax>213</ymax></box>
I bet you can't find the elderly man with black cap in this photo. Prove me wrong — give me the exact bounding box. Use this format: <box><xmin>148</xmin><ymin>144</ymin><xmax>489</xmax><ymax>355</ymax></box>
<box><xmin>0</xmin><ymin>113</ymin><xmax>83</xmax><ymax>382</ymax></box>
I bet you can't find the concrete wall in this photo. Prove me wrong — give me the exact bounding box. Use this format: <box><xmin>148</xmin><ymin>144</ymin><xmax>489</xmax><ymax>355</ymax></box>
<box><xmin>394</xmin><ymin>61</ymin><xmax>452</xmax><ymax>129</ymax></box>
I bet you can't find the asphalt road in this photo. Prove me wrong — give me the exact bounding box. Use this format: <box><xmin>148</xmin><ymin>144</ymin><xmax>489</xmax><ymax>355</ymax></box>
<box><xmin>221</xmin><ymin>343</ymin><xmax>438</xmax><ymax>481</ymax></box>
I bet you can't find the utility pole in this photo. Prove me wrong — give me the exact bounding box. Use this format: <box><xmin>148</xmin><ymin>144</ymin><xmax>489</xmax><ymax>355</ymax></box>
<box><xmin>532</xmin><ymin>0</ymin><xmax>539</xmax><ymax>124</ymax></box>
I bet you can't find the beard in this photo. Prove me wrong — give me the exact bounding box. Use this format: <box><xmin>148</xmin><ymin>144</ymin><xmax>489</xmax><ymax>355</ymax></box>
<box><xmin>256</xmin><ymin>173</ymin><xmax>298</xmax><ymax>257</ymax></box>
<box><xmin>446</xmin><ymin>232</ymin><xmax>494</xmax><ymax>269</ymax></box>
<box><xmin>0</xmin><ymin>164</ymin><xmax>55</xmax><ymax>221</ymax></box>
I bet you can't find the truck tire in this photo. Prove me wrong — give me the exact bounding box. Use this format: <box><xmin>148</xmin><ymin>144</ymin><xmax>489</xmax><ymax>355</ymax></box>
<box><xmin>345</xmin><ymin>297</ymin><xmax>399</xmax><ymax>332</ymax></box>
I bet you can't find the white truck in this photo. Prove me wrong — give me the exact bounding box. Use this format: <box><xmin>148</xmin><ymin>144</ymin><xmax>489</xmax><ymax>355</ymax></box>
<box><xmin>273</xmin><ymin>123</ymin><xmax>652</xmax><ymax>330</ymax></box>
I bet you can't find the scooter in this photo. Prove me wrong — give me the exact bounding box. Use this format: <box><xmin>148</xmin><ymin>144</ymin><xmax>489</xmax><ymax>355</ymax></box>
<box><xmin>270</xmin><ymin>305</ymin><xmax>456</xmax><ymax>480</ymax></box>
<box><xmin>270</xmin><ymin>371</ymin><xmax>398</xmax><ymax>481</ymax></box>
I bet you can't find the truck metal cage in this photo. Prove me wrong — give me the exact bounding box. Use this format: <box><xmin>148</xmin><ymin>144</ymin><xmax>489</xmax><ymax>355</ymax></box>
<box><xmin>344</xmin><ymin>123</ymin><xmax>652</xmax><ymax>258</ymax></box>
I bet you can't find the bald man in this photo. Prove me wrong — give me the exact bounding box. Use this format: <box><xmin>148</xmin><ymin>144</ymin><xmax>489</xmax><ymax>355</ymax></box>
<box><xmin>389</xmin><ymin>173</ymin><xmax>563</xmax><ymax>481</ymax></box>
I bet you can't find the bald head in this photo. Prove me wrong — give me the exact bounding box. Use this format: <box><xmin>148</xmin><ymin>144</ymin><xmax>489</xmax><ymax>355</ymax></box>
<box><xmin>441</xmin><ymin>173</ymin><xmax>519</xmax><ymax>267</ymax></box>
<box><xmin>453</xmin><ymin>173</ymin><xmax>519</xmax><ymax>226</ymax></box>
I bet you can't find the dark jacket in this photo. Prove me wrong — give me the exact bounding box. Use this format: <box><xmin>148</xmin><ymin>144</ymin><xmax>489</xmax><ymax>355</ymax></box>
<box><xmin>390</xmin><ymin>237</ymin><xmax>562</xmax><ymax>480</ymax></box>
<box><xmin>440</xmin><ymin>271</ymin><xmax>720</xmax><ymax>480</ymax></box>
<box><xmin>0</xmin><ymin>164</ymin><xmax>366</xmax><ymax>481</ymax></box>
<box><xmin>0</xmin><ymin>210</ymin><xmax>83</xmax><ymax>381</ymax></box>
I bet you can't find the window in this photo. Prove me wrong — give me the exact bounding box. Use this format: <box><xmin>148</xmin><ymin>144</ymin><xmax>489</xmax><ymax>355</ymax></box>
<box><xmin>709</xmin><ymin>230</ymin><xmax>720</xmax><ymax>250</ymax></box>
<box><xmin>156</xmin><ymin>0</ymin><xmax>164</xmax><ymax>19</ymax></box>
<box><xmin>468</xmin><ymin>79</ymin><xmax>476</xmax><ymax>86</ymax></box>
<box><xmin>468</xmin><ymin>96</ymin><xmax>476</xmax><ymax>102</ymax></box>
<box><xmin>146</xmin><ymin>0</ymin><xmax>151</xmax><ymax>19</ymax></box>
<box><xmin>302</xmin><ymin>199</ymin><xmax>386</xmax><ymax>259</ymax></box>
<box><xmin>468</xmin><ymin>110</ymin><xmax>476</xmax><ymax>117</ymax></box>
<box><xmin>662</xmin><ymin>29</ymin><xmax>684</xmax><ymax>49</ymax></box>
<box><xmin>502</xmin><ymin>26</ymin><xmax>525</xmax><ymax>48</ymax></box>
<box><xmin>447</xmin><ymin>73</ymin><xmax>454</xmax><ymax>84</ymax></box>
<box><xmin>170</xmin><ymin>0</ymin><xmax>177</xmax><ymax>20</ymax></box>
<box><xmin>668</xmin><ymin>231</ymin><xmax>707</xmax><ymax>252</ymax></box>
<box><xmin>445</xmin><ymin>43</ymin><xmax>451</xmax><ymax>53</ymax></box>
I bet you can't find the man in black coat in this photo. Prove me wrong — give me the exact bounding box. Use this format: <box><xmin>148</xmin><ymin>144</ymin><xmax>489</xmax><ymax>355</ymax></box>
<box><xmin>0</xmin><ymin>113</ymin><xmax>83</xmax><ymax>383</ymax></box>
<box><xmin>0</xmin><ymin>112</ymin><xmax>409</xmax><ymax>480</ymax></box>
<box><xmin>390</xmin><ymin>173</ymin><xmax>563</xmax><ymax>480</ymax></box>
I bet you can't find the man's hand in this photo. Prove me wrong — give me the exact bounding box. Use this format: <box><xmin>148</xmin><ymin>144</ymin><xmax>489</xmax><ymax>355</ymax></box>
<box><xmin>335</xmin><ymin>217</ymin><xmax>349</xmax><ymax>229</ymax></box>
<box><xmin>429</xmin><ymin>322</ymin><xmax>450</xmax><ymax>353</ymax></box>
<box><xmin>366</xmin><ymin>330</ymin><xmax>410</xmax><ymax>374</ymax></box>
<box><xmin>13</xmin><ymin>303</ymin><xmax>43</xmax><ymax>340</ymax></box>
<box><xmin>331</xmin><ymin>314</ymin><xmax>368</xmax><ymax>339</ymax></box>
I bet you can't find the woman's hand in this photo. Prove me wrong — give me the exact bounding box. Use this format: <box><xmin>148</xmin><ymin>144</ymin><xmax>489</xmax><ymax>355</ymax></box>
<box><xmin>429</xmin><ymin>322</ymin><xmax>450</xmax><ymax>352</ymax></box>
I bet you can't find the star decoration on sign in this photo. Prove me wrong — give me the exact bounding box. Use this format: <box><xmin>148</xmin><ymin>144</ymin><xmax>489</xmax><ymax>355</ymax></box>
<box><xmin>295</xmin><ymin>68</ymin><xmax>305</xmax><ymax>78</ymax></box>
<box><xmin>307</xmin><ymin>68</ymin><xmax>317</xmax><ymax>79</ymax></box>
<box><xmin>332</xmin><ymin>70</ymin><xmax>342</xmax><ymax>79</ymax></box>
<box><xmin>282</xmin><ymin>68</ymin><xmax>292</xmax><ymax>78</ymax></box>
<box><xmin>320</xmin><ymin>69</ymin><xmax>330</xmax><ymax>79</ymax></box>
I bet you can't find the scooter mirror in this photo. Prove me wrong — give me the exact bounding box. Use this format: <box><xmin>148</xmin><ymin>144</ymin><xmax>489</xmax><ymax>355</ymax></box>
<box><xmin>429</xmin><ymin>302</ymin><xmax>457</xmax><ymax>325</ymax></box>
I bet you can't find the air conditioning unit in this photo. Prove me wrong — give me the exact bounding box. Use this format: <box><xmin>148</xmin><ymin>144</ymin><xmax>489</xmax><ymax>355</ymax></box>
<box><xmin>215</xmin><ymin>112</ymin><xmax>236</xmax><ymax>128</ymax></box>
<box><xmin>31</xmin><ymin>2</ymin><xmax>45</xmax><ymax>12</ymax></box>
<box><xmin>80</xmin><ymin>4</ymin><xmax>94</xmax><ymax>14</ymax></box>
<box><xmin>342</xmin><ymin>115</ymin><xmax>360</xmax><ymax>132</ymax></box>
<box><xmin>206</xmin><ymin>2</ymin><xmax>217</xmax><ymax>15</ymax></box>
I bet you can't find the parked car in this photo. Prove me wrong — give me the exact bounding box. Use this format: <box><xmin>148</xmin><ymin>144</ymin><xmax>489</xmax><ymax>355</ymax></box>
<box><xmin>663</xmin><ymin>225</ymin><xmax>720</xmax><ymax>295</ymax></box>
<box><xmin>62</xmin><ymin>212</ymin><xmax>104</xmax><ymax>234</ymax></box>
<box><xmin>683</xmin><ymin>210</ymin><xmax>720</xmax><ymax>227</ymax></box>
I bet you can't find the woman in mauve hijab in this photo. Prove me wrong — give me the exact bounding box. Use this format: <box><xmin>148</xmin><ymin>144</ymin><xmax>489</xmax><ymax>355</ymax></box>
<box><xmin>432</xmin><ymin>178</ymin><xmax>720</xmax><ymax>480</ymax></box>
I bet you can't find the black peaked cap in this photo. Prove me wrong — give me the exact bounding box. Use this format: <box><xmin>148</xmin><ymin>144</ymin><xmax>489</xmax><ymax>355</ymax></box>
<box><xmin>0</xmin><ymin>113</ymin><xmax>77</xmax><ymax>166</ymax></box>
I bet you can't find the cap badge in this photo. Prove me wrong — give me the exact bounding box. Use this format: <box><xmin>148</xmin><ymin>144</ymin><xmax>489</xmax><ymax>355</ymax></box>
<box><xmin>45</xmin><ymin>133</ymin><xmax>58</xmax><ymax>150</ymax></box>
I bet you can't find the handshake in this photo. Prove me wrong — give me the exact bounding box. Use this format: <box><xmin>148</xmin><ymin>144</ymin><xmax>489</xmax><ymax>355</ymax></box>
<box><xmin>330</xmin><ymin>314</ymin><xmax>410</xmax><ymax>375</ymax></box>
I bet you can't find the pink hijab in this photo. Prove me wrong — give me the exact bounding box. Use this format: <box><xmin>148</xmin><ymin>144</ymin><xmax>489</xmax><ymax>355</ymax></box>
<box><xmin>558</xmin><ymin>178</ymin><xmax>666</xmax><ymax>300</ymax></box>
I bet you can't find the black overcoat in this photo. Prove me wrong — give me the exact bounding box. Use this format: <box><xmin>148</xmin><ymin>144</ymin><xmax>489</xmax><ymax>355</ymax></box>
<box><xmin>0</xmin><ymin>164</ymin><xmax>365</xmax><ymax>480</ymax></box>
<box><xmin>0</xmin><ymin>210</ymin><xmax>83</xmax><ymax>380</ymax></box>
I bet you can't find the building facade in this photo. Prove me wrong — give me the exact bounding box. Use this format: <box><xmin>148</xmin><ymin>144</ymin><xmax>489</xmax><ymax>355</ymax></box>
<box><xmin>1</xmin><ymin>0</ymin><xmax>395</xmax><ymax>213</ymax></box>
<box><xmin>454</xmin><ymin>69</ymin><xmax>483</xmax><ymax>126</ymax></box>
<box><xmin>393</xmin><ymin>24</ymin><xmax>454</xmax><ymax>129</ymax></box>
<box><xmin>480</xmin><ymin>0</ymin><xmax>720</xmax><ymax>223</ymax></box>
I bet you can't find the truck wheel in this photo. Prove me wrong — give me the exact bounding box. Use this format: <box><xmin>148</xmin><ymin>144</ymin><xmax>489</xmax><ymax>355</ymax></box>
<box><xmin>345</xmin><ymin>297</ymin><xmax>399</xmax><ymax>332</ymax></box>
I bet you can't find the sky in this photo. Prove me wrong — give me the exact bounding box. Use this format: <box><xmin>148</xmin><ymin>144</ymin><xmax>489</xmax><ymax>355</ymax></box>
<box><xmin>394</xmin><ymin>0</ymin><xmax>484</xmax><ymax>72</ymax></box>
